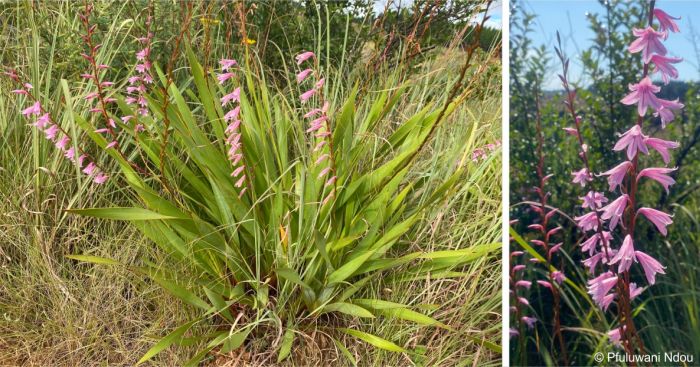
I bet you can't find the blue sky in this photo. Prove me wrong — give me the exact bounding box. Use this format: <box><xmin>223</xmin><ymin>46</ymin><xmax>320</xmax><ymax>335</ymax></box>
<box><xmin>372</xmin><ymin>0</ymin><xmax>503</xmax><ymax>29</ymax></box>
<box><xmin>519</xmin><ymin>0</ymin><xmax>700</xmax><ymax>89</ymax></box>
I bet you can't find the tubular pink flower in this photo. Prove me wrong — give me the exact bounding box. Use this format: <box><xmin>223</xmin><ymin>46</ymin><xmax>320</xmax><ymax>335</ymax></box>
<box><xmin>609</xmin><ymin>235</ymin><xmax>636</xmax><ymax>273</ymax></box>
<box><xmin>224</xmin><ymin>106</ymin><xmax>241</xmax><ymax>122</ymax></box>
<box><xmin>634</xmin><ymin>251</ymin><xmax>666</xmax><ymax>285</ymax></box>
<box><xmin>295</xmin><ymin>51</ymin><xmax>315</xmax><ymax>65</ymax></box>
<box><xmin>628</xmin><ymin>27</ymin><xmax>667</xmax><ymax>63</ymax></box>
<box><xmin>575</xmin><ymin>211</ymin><xmax>599</xmax><ymax>232</ymax></box>
<box><xmin>315</xmin><ymin>78</ymin><xmax>325</xmax><ymax>89</ymax></box>
<box><xmin>537</xmin><ymin>280</ymin><xmax>553</xmax><ymax>289</ymax></box>
<box><xmin>637</xmin><ymin>207</ymin><xmax>673</xmax><ymax>236</ymax></box>
<box><xmin>644</xmin><ymin>137</ymin><xmax>679</xmax><ymax>165</ymax></box>
<box><xmin>105</xmin><ymin>141</ymin><xmax>118</xmax><ymax>149</ymax></box>
<box><xmin>521</xmin><ymin>316</ymin><xmax>537</xmax><ymax>329</ymax></box>
<box><xmin>515</xmin><ymin>280</ymin><xmax>532</xmax><ymax>289</ymax></box>
<box><xmin>587</xmin><ymin>271</ymin><xmax>618</xmax><ymax>309</ymax></box>
<box><xmin>217</xmin><ymin>72</ymin><xmax>235</xmax><ymax>84</ymax></box>
<box><xmin>613</xmin><ymin>125</ymin><xmax>648</xmax><ymax>160</ymax></box>
<box><xmin>620</xmin><ymin>77</ymin><xmax>661</xmax><ymax>116</ymax></box>
<box><xmin>637</xmin><ymin>167</ymin><xmax>677</xmax><ymax>193</ymax></box>
<box><xmin>654</xmin><ymin>9</ymin><xmax>680</xmax><ymax>34</ymax></box>
<box><xmin>600</xmin><ymin>194</ymin><xmax>628</xmax><ymax>230</ymax></box>
<box><xmin>600</xmin><ymin>161</ymin><xmax>633</xmax><ymax>192</ymax></box>
<box><xmin>562</xmin><ymin>127</ymin><xmax>579</xmax><ymax>137</ymax></box>
<box><xmin>44</xmin><ymin>125</ymin><xmax>60</xmax><ymax>141</ymax></box>
<box><xmin>82</xmin><ymin>162</ymin><xmax>97</xmax><ymax>175</ymax></box>
<box><xmin>650</xmin><ymin>54</ymin><xmax>682</xmax><ymax>84</ymax></box>
<box><xmin>22</xmin><ymin>101</ymin><xmax>42</xmax><ymax>116</ymax></box>
<box><xmin>300</xmin><ymin>88</ymin><xmax>316</xmax><ymax>102</ymax></box>
<box><xmin>220</xmin><ymin>59</ymin><xmax>238</xmax><ymax>71</ymax></box>
<box><xmin>654</xmin><ymin>98</ymin><xmax>684</xmax><ymax>127</ymax></box>
<box><xmin>55</xmin><ymin>136</ymin><xmax>70</xmax><ymax>150</ymax></box>
<box><xmin>221</xmin><ymin>88</ymin><xmax>241</xmax><ymax>106</ymax></box>
<box><xmin>581</xmin><ymin>191</ymin><xmax>608</xmax><ymax>209</ymax></box>
<box><xmin>571</xmin><ymin>167</ymin><xmax>592</xmax><ymax>187</ymax></box>
<box><xmin>93</xmin><ymin>173</ymin><xmax>108</xmax><ymax>184</ymax></box>
<box><xmin>64</xmin><ymin>147</ymin><xmax>76</xmax><ymax>161</ymax></box>
<box><xmin>296</xmin><ymin>68</ymin><xmax>313</xmax><ymax>83</ymax></box>
<box><xmin>629</xmin><ymin>282</ymin><xmax>645</xmax><ymax>300</ymax></box>
<box><xmin>552</xmin><ymin>271</ymin><xmax>565</xmax><ymax>284</ymax></box>
<box><xmin>33</xmin><ymin>114</ymin><xmax>51</xmax><ymax>129</ymax></box>
<box><xmin>608</xmin><ymin>327</ymin><xmax>623</xmax><ymax>345</ymax></box>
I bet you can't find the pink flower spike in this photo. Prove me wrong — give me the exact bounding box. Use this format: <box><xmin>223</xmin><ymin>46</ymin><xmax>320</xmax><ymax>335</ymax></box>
<box><xmin>300</xmin><ymin>88</ymin><xmax>316</xmax><ymax>102</ymax></box>
<box><xmin>304</xmin><ymin>108</ymin><xmax>322</xmax><ymax>118</ymax></box>
<box><xmin>610</xmin><ymin>235</ymin><xmax>636</xmax><ymax>273</ymax></box>
<box><xmin>217</xmin><ymin>72</ymin><xmax>235</xmax><ymax>84</ymax></box>
<box><xmin>22</xmin><ymin>101</ymin><xmax>42</xmax><ymax>116</ymax></box>
<box><xmin>600</xmin><ymin>161</ymin><xmax>633</xmax><ymax>192</ymax></box>
<box><xmin>296</xmin><ymin>68</ymin><xmax>313</xmax><ymax>83</ymax></box>
<box><xmin>44</xmin><ymin>125</ymin><xmax>60</xmax><ymax>141</ymax></box>
<box><xmin>654</xmin><ymin>9</ymin><xmax>680</xmax><ymax>34</ymax></box>
<box><xmin>628</xmin><ymin>27</ymin><xmax>667</xmax><ymax>63</ymax></box>
<box><xmin>93</xmin><ymin>173</ymin><xmax>109</xmax><ymax>184</ymax></box>
<box><xmin>650</xmin><ymin>54</ymin><xmax>682</xmax><ymax>84</ymax></box>
<box><xmin>634</xmin><ymin>251</ymin><xmax>666</xmax><ymax>285</ymax></box>
<box><xmin>613</xmin><ymin>125</ymin><xmax>648</xmax><ymax>160</ymax></box>
<box><xmin>600</xmin><ymin>194</ymin><xmax>628</xmax><ymax>230</ymax></box>
<box><xmin>644</xmin><ymin>137</ymin><xmax>679</xmax><ymax>165</ymax></box>
<box><xmin>81</xmin><ymin>73</ymin><xmax>95</xmax><ymax>79</ymax></box>
<box><xmin>637</xmin><ymin>207</ymin><xmax>673</xmax><ymax>236</ymax></box>
<box><xmin>620</xmin><ymin>77</ymin><xmax>661</xmax><ymax>116</ymax></box>
<box><xmin>295</xmin><ymin>51</ymin><xmax>315</xmax><ymax>65</ymax></box>
<box><xmin>637</xmin><ymin>167</ymin><xmax>677</xmax><ymax>193</ymax></box>
<box><xmin>220</xmin><ymin>59</ymin><xmax>238</xmax><ymax>71</ymax></box>
<box><xmin>11</xmin><ymin>89</ymin><xmax>28</xmax><ymax>95</ymax></box>
<box><xmin>571</xmin><ymin>168</ymin><xmax>592</xmax><ymax>187</ymax></box>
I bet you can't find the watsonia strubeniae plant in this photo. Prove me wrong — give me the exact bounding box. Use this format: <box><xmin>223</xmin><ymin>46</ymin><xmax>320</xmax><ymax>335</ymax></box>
<box><xmin>8</xmin><ymin>6</ymin><xmax>499</xmax><ymax>366</ymax></box>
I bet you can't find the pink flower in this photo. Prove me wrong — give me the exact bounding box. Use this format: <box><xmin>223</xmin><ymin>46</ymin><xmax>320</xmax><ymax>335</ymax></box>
<box><xmin>653</xmin><ymin>99</ymin><xmax>684</xmax><ymax>127</ymax></box>
<box><xmin>610</xmin><ymin>235</ymin><xmax>636</xmax><ymax>273</ymax></box>
<box><xmin>552</xmin><ymin>271</ymin><xmax>565</xmax><ymax>284</ymax></box>
<box><xmin>224</xmin><ymin>106</ymin><xmax>241</xmax><ymax>122</ymax></box>
<box><xmin>217</xmin><ymin>72</ymin><xmax>235</xmax><ymax>84</ymax></box>
<box><xmin>637</xmin><ymin>207</ymin><xmax>673</xmax><ymax>236</ymax></box>
<box><xmin>296</xmin><ymin>68</ymin><xmax>313</xmax><ymax>83</ymax></box>
<box><xmin>515</xmin><ymin>280</ymin><xmax>532</xmax><ymax>289</ymax></box>
<box><xmin>93</xmin><ymin>173</ymin><xmax>108</xmax><ymax>184</ymax></box>
<box><xmin>136</xmin><ymin>47</ymin><xmax>150</xmax><ymax>61</ymax></box>
<box><xmin>105</xmin><ymin>141</ymin><xmax>118</xmax><ymax>149</ymax></box>
<box><xmin>82</xmin><ymin>162</ymin><xmax>97</xmax><ymax>175</ymax></box>
<box><xmin>581</xmin><ymin>191</ymin><xmax>607</xmax><ymax>209</ymax></box>
<box><xmin>64</xmin><ymin>147</ymin><xmax>77</xmax><ymax>161</ymax></box>
<box><xmin>295</xmin><ymin>51</ymin><xmax>315</xmax><ymax>65</ymax></box>
<box><xmin>644</xmin><ymin>137</ymin><xmax>679</xmax><ymax>165</ymax></box>
<box><xmin>634</xmin><ymin>251</ymin><xmax>666</xmax><ymax>285</ymax></box>
<box><xmin>537</xmin><ymin>280</ymin><xmax>553</xmax><ymax>289</ymax></box>
<box><xmin>628</xmin><ymin>27</ymin><xmax>667</xmax><ymax>63</ymax></box>
<box><xmin>55</xmin><ymin>136</ymin><xmax>70</xmax><ymax>150</ymax></box>
<box><xmin>318</xmin><ymin>167</ymin><xmax>331</xmax><ymax>179</ymax></box>
<box><xmin>44</xmin><ymin>125</ymin><xmax>60</xmax><ymax>141</ymax></box>
<box><xmin>509</xmin><ymin>328</ymin><xmax>519</xmax><ymax>338</ymax></box>
<box><xmin>22</xmin><ymin>101</ymin><xmax>42</xmax><ymax>116</ymax></box>
<box><xmin>315</xmin><ymin>78</ymin><xmax>325</xmax><ymax>89</ymax></box>
<box><xmin>608</xmin><ymin>327</ymin><xmax>623</xmax><ymax>345</ymax></box>
<box><xmin>581</xmin><ymin>231</ymin><xmax>612</xmax><ymax>256</ymax></box>
<box><xmin>562</xmin><ymin>127</ymin><xmax>579</xmax><ymax>137</ymax></box>
<box><xmin>587</xmin><ymin>271</ymin><xmax>618</xmax><ymax>310</ymax></box>
<box><xmin>637</xmin><ymin>167</ymin><xmax>676</xmax><ymax>193</ymax></box>
<box><xmin>33</xmin><ymin>114</ymin><xmax>51</xmax><ymax>129</ymax></box>
<box><xmin>650</xmin><ymin>54</ymin><xmax>682</xmax><ymax>84</ymax></box>
<box><xmin>613</xmin><ymin>125</ymin><xmax>648</xmax><ymax>160</ymax></box>
<box><xmin>600</xmin><ymin>194</ymin><xmax>628</xmax><ymax>230</ymax></box>
<box><xmin>571</xmin><ymin>168</ymin><xmax>592</xmax><ymax>187</ymax></box>
<box><xmin>600</xmin><ymin>161</ymin><xmax>632</xmax><ymax>192</ymax></box>
<box><xmin>521</xmin><ymin>316</ymin><xmax>537</xmax><ymax>329</ymax></box>
<box><xmin>325</xmin><ymin>176</ymin><xmax>337</xmax><ymax>187</ymax></box>
<box><xmin>629</xmin><ymin>282</ymin><xmax>645</xmax><ymax>300</ymax></box>
<box><xmin>300</xmin><ymin>88</ymin><xmax>316</xmax><ymax>102</ymax></box>
<box><xmin>583</xmin><ymin>253</ymin><xmax>605</xmax><ymax>274</ymax></box>
<box><xmin>654</xmin><ymin>9</ymin><xmax>680</xmax><ymax>34</ymax></box>
<box><xmin>221</xmin><ymin>88</ymin><xmax>241</xmax><ymax>106</ymax></box>
<box><xmin>220</xmin><ymin>59</ymin><xmax>238</xmax><ymax>71</ymax></box>
<box><xmin>620</xmin><ymin>77</ymin><xmax>661</xmax><ymax>116</ymax></box>
<box><xmin>575</xmin><ymin>211</ymin><xmax>599</xmax><ymax>232</ymax></box>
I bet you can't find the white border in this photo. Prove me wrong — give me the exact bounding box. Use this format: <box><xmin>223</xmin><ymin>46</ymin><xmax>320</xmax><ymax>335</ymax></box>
<box><xmin>500</xmin><ymin>0</ymin><xmax>510</xmax><ymax>365</ymax></box>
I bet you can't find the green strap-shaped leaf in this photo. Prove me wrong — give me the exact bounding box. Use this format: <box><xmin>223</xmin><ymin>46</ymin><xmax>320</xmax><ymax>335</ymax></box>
<box><xmin>137</xmin><ymin>320</ymin><xmax>198</xmax><ymax>365</ymax></box>
<box><xmin>338</xmin><ymin>328</ymin><xmax>407</xmax><ymax>353</ymax></box>
<box><xmin>65</xmin><ymin>254</ymin><xmax>122</xmax><ymax>266</ymax></box>
<box><xmin>66</xmin><ymin>207</ymin><xmax>182</xmax><ymax>221</ymax></box>
<box><xmin>277</xmin><ymin>328</ymin><xmax>295</xmax><ymax>363</ymax></box>
<box><xmin>321</xmin><ymin>302</ymin><xmax>375</xmax><ymax>318</ymax></box>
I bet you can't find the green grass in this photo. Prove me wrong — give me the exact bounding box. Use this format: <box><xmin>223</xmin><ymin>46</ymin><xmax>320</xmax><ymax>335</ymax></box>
<box><xmin>0</xmin><ymin>2</ymin><xmax>501</xmax><ymax>366</ymax></box>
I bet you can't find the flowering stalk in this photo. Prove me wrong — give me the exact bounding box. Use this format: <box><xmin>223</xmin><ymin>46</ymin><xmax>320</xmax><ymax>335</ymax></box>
<box><xmin>124</xmin><ymin>13</ymin><xmax>154</xmax><ymax>133</ymax></box>
<box><xmin>217</xmin><ymin>58</ymin><xmax>250</xmax><ymax>198</ymax></box>
<box><xmin>296</xmin><ymin>51</ymin><xmax>337</xmax><ymax>206</ymax></box>
<box><xmin>6</xmin><ymin>70</ymin><xmax>107</xmax><ymax>183</ymax></box>
<box><xmin>509</xmin><ymin>225</ymin><xmax>536</xmax><ymax>367</ymax></box>
<box><xmin>561</xmin><ymin>1</ymin><xmax>682</xmax><ymax>353</ymax></box>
